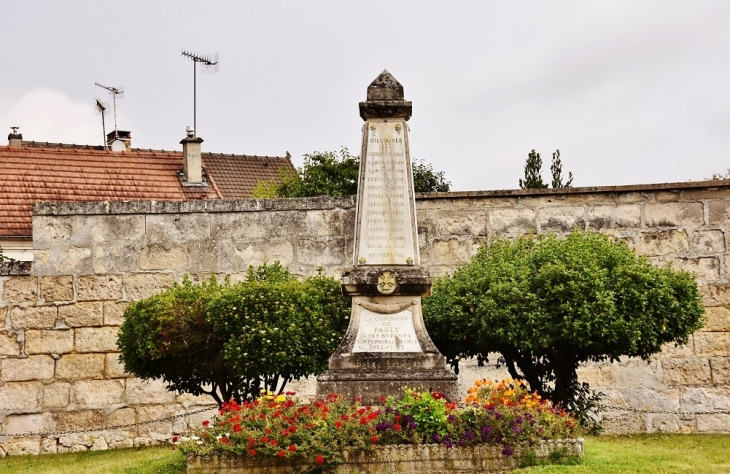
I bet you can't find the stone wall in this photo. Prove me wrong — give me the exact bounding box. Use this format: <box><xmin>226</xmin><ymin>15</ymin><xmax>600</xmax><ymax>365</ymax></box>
<box><xmin>1</xmin><ymin>181</ymin><xmax>729</xmax><ymax>454</ymax></box>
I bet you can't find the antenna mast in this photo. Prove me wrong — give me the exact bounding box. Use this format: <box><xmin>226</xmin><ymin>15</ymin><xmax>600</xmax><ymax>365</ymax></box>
<box><xmin>181</xmin><ymin>50</ymin><xmax>219</xmax><ymax>136</ymax></box>
<box><xmin>95</xmin><ymin>98</ymin><xmax>108</xmax><ymax>150</ymax></box>
<box><xmin>95</xmin><ymin>82</ymin><xmax>124</xmax><ymax>140</ymax></box>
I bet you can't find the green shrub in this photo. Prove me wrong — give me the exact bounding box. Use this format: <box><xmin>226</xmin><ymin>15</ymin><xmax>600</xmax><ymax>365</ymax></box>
<box><xmin>118</xmin><ymin>263</ymin><xmax>350</xmax><ymax>405</ymax></box>
<box><xmin>423</xmin><ymin>230</ymin><xmax>705</xmax><ymax>426</ymax></box>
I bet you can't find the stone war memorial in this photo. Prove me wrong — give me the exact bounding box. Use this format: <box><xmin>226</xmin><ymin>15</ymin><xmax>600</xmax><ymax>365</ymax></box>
<box><xmin>1</xmin><ymin>70</ymin><xmax>730</xmax><ymax>459</ymax></box>
<box><xmin>316</xmin><ymin>70</ymin><xmax>458</xmax><ymax>403</ymax></box>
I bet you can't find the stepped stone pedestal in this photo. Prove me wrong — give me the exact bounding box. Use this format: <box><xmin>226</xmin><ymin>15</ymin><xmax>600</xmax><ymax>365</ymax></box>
<box><xmin>316</xmin><ymin>71</ymin><xmax>457</xmax><ymax>403</ymax></box>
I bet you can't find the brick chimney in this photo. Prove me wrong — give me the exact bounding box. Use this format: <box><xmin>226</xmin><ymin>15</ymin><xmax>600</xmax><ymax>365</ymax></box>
<box><xmin>8</xmin><ymin>127</ymin><xmax>22</xmax><ymax>147</ymax></box>
<box><xmin>106</xmin><ymin>130</ymin><xmax>131</xmax><ymax>151</ymax></box>
<box><xmin>180</xmin><ymin>126</ymin><xmax>204</xmax><ymax>185</ymax></box>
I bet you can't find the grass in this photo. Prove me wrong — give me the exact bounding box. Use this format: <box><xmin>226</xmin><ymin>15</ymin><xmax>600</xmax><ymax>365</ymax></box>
<box><xmin>0</xmin><ymin>434</ymin><xmax>728</xmax><ymax>473</ymax></box>
<box><xmin>0</xmin><ymin>445</ymin><xmax>186</xmax><ymax>474</ymax></box>
<box><xmin>516</xmin><ymin>434</ymin><xmax>730</xmax><ymax>474</ymax></box>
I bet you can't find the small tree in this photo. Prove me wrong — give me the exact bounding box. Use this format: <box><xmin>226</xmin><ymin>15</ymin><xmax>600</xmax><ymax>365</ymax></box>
<box><xmin>412</xmin><ymin>158</ymin><xmax>451</xmax><ymax>192</ymax></box>
<box><xmin>549</xmin><ymin>150</ymin><xmax>573</xmax><ymax>188</ymax></box>
<box><xmin>271</xmin><ymin>149</ymin><xmax>450</xmax><ymax>197</ymax></box>
<box><xmin>519</xmin><ymin>149</ymin><xmax>573</xmax><ymax>189</ymax></box>
<box><xmin>118</xmin><ymin>263</ymin><xmax>350</xmax><ymax>406</ymax></box>
<box><xmin>422</xmin><ymin>231</ymin><xmax>704</xmax><ymax>424</ymax></box>
<box><xmin>276</xmin><ymin>149</ymin><xmax>360</xmax><ymax>198</ymax></box>
<box><xmin>519</xmin><ymin>150</ymin><xmax>548</xmax><ymax>189</ymax></box>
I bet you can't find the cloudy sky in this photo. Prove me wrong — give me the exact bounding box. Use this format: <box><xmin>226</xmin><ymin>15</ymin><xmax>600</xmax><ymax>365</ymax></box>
<box><xmin>1</xmin><ymin>1</ymin><xmax>729</xmax><ymax>191</ymax></box>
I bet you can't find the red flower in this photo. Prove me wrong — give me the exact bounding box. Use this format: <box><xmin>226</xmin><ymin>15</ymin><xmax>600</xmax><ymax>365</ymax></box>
<box><xmin>432</xmin><ymin>392</ymin><xmax>444</xmax><ymax>400</ymax></box>
<box><xmin>315</xmin><ymin>455</ymin><xmax>325</xmax><ymax>464</ymax></box>
<box><xmin>288</xmin><ymin>445</ymin><xmax>297</xmax><ymax>452</ymax></box>
<box><xmin>265</xmin><ymin>428</ymin><xmax>272</xmax><ymax>434</ymax></box>
<box><xmin>233</xmin><ymin>423</ymin><xmax>242</xmax><ymax>432</ymax></box>
<box><xmin>342</xmin><ymin>415</ymin><xmax>350</xmax><ymax>421</ymax></box>
<box><xmin>202</xmin><ymin>420</ymin><xmax>210</xmax><ymax>427</ymax></box>
<box><xmin>270</xmin><ymin>440</ymin><xmax>277</xmax><ymax>446</ymax></box>
<box><xmin>249</xmin><ymin>449</ymin><xmax>257</xmax><ymax>456</ymax></box>
<box><xmin>289</xmin><ymin>425</ymin><xmax>297</xmax><ymax>433</ymax></box>
<box><xmin>335</xmin><ymin>421</ymin><xmax>343</xmax><ymax>429</ymax></box>
<box><xmin>285</xmin><ymin>391</ymin><xmax>296</xmax><ymax>395</ymax></box>
<box><xmin>367</xmin><ymin>412</ymin><xmax>377</xmax><ymax>420</ymax></box>
<box><xmin>171</xmin><ymin>436</ymin><xmax>179</xmax><ymax>443</ymax></box>
<box><xmin>248</xmin><ymin>437</ymin><xmax>256</xmax><ymax>445</ymax></box>
<box><xmin>393</xmin><ymin>424</ymin><xmax>401</xmax><ymax>431</ymax></box>
<box><xmin>277</xmin><ymin>450</ymin><xmax>286</xmax><ymax>458</ymax></box>
<box><xmin>220</xmin><ymin>437</ymin><xmax>231</xmax><ymax>445</ymax></box>
<box><xmin>261</xmin><ymin>437</ymin><xmax>269</xmax><ymax>443</ymax></box>
<box><xmin>355</xmin><ymin>396</ymin><xmax>362</xmax><ymax>402</ymax></box>
<box><xmin>360</xmin><ymin>417</ymin><xmax>368</xmax><ymax>425</ymax></box>
<box><xmin>379</xmin><ymin>395</ymin><xmax>387</xmax><ymax>403</ymax></box>
<box><xmin>259</xmin><ymin>413</ymin><xmax>266</xmax><ymax>419</ymax></box>
<box><xmin>394</xmin><ymin>415</ymin><xmax>401</xmax><ymax>421</ymax></box>
<box><xmin>370</xmin><ymin>436</ymin><xmax>378</xmax><ymax>443</ymax></box>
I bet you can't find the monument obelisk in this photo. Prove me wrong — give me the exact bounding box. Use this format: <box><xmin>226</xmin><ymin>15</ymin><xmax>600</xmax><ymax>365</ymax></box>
<box><xmin>316</xmin><ymin>71</ymin><xmax>457</xmax><ymax>403</ymax></box>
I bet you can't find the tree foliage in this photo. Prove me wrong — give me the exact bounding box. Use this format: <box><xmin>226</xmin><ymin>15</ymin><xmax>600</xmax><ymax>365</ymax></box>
<box><xmin>265</xmin><ymin>148</ymin><xmax>451</xmax><ymax>198</ymax></box>
<box><xmin>549</xmin><ymin>150</ymin><xmax>573</xmax><ymax>188</ymax></box>
<box><xmin>519</xmin><ymin>150</ymin><xmax>548</xmax><ymax>189</ymax></box>
<box><xmin>422</xmin><ymin>231</ymin><xmax>704</xmax><ymax>424</ymax></box>
<box><xmin>519</xmin><ymin>149</ymin><xmax>573</xmax><ymax>189</ymax></box>
<box><xmin>118</xmin><ymin>263</ymin><xmax>350</xmax><ymax>406</ymax></box>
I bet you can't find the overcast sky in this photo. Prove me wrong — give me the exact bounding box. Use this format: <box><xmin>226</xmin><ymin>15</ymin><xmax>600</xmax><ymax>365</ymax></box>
<box><xmin>1</xmin><ymin>1</ymin><xmax>729</xmax><ymax>191</ymax></box>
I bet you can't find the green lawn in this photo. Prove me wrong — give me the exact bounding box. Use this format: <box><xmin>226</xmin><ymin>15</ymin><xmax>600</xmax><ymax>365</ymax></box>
<box><xmin>0</xmin><ymin>434</ymin><xmax>728</xmax><ymax>473</ymax></box>
<box><xmin>0</xmin><ymin>445</ymin><xmax>186</xmax><ymax>474</ymax></box>
<box><xmin>517</xmin><ymin>434</ymin><xmax>730</xmax><ymax>474</ymax></box>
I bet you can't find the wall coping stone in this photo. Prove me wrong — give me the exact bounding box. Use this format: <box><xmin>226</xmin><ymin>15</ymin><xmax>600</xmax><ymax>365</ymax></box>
<box><xmin>0</xmin><ymin>260</ymin><xmax>32</xmax><ymax>276</ymax></box>
<box><xmin>32</xmin><ymin>180</ymin><xmax>730</xmax><ymax>216</ymax></box>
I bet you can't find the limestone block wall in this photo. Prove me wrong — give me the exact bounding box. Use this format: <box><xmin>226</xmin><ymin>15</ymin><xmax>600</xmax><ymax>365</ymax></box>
<box><xmin>1</xmin><ymin>181</ymin><xmax>729</xmax><ymax>454</ymax></box>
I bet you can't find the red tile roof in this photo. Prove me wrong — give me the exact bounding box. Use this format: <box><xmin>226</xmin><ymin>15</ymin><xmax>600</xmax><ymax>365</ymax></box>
<box><xmin>202</xmin><ymin>153</ymin><xmax>295</xmax><ymax>199</ymax></box>
<box><xmin>0</xmin><ymin>146</ymin><xmax>208</xmax><ymax>237</ymax></box>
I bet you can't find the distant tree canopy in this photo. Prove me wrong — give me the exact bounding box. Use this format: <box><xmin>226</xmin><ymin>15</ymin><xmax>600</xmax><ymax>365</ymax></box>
<box><xmin>708</xmin><ymin>169</ymin><xmax>730</xmax><ymax>181</ymax></box>
<box><xmin>519</xmin><ymin>149</ymin><xmax>573</xmax><ymax>189</ymax></box>
<box><xmin>253</xmin><ymin>148</ymin><xmax>450</xmax><ymax>198</ymax></box>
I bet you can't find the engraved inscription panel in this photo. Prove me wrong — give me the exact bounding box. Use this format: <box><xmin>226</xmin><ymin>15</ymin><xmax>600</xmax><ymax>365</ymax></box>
<box><xmin>356</xmin><ymin>122</ymin><xmax>417</xmax><ymax>265</ymax></box>
<box><xmin>352</xmin><ymin>309</ymin><xmax>422</xmax><ymax>353</ymax></box>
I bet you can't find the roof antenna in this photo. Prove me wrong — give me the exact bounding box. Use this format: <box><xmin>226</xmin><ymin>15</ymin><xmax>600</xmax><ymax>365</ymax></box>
<box><xmin>95</xmin><ymin>98</ymin><xmax>108</xmax><ymax>150</ymax></box>
<box><xmin>181</xmin><ymin>50</ymin><xmax>219</xmax><ymax>137</ymax></box>
<box><xmin>95</xmin><ymin>82</ymin><xmax>124</xmax><ymax>141</ymax></box>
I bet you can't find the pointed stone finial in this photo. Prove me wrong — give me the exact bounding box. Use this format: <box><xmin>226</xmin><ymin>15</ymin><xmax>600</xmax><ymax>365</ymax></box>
<box><xmin>367</xmin><ymin>70</ymin><xmax>404</xmax><ymax>101</ymax></box>
<box><xmin>359</xmin><ymin>70</ymin><xmax>412</xmax><ymax>121</ymax></box>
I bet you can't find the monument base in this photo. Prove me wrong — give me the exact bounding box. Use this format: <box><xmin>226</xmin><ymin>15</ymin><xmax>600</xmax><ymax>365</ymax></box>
<box><xmin>317</xmin><ymin>352</ymin><xmax>458</xmax><ymax>404</ymax></box>
<box><xmin>316</xmin><ymin>293</ymin><xmax>458</xmax><ymax>404</ymax></box>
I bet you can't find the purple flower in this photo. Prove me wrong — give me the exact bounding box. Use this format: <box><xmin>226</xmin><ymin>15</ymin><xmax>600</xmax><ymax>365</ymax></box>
<box><xmin>502</xmin><ymin>445</ymin><xmax>514</xmax><ymax>457</ymax></box>
<box><xmin>407</xmin><ymin>421</ymin><xmax>417</xmax><ymax>430</ymax></box>
<box><xmin>431</xmin><ymin>433</ymin><xmax>441</xmax><ymax>443</ymax></box>
<box><xmin>443</xmin><ymin>440</ymin><xmax>454</xmax><ymax>448</ymax></box>
<box><xmin>494</xmin><ymin>411</ymin><xmax>503</xmax><ymax>420</ymax></box>
<box><xmin>464</xmin><ymin>430</ymin><xmax>475</xmax><ymax>441</ymax></box>
<box><xmin>384</xmin><ymin>407</ymin><xmax>393</xmax><ymax>414</ymax></box>
<box><xmin>447</xmin><ymin>414</ymin><xmax>456</xmax><ymax>423</ymax></box>
<box><xmin>375</xmin><ymin>421</ymin><xmax>393</xmax><ymax>432</ymax></box>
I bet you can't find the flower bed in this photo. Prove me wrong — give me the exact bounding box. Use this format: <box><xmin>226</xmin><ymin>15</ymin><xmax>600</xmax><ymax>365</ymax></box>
<box><xmin>187</xmin><ymin>440</ymin><xmax>584</xmax><ymax>473</ymax></box>
<box><xmin>179</xmin><ymin>379</ymin><xmax>583</xmax><ymax>473</ymax></box>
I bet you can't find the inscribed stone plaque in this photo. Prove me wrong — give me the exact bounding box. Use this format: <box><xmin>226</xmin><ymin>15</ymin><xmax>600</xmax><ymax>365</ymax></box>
<box><xmin>352</xmin><ymin>309</ymin><xmax>422</xmax><ymax>352</ymax></box>
<box><xmin>355</xmin><ymin>121</ymin><xmax>418</xmax><ymax>266</ymax></box>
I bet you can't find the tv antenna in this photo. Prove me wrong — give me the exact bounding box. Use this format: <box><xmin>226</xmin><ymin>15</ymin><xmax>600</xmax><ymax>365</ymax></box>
<box><xmin>181</xmin><ymin>50</ymin><xmax>219</xmax><ymax>136</ymax></box>
<box><xmin>95</xmin><ymin>82</ymin><xmax>124</xmax><ymax>140</ymax></box>
<box><xmin>95</xmin><ymin>98</ymin><xmax>108</xmax><ymax>150</ymax></box>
